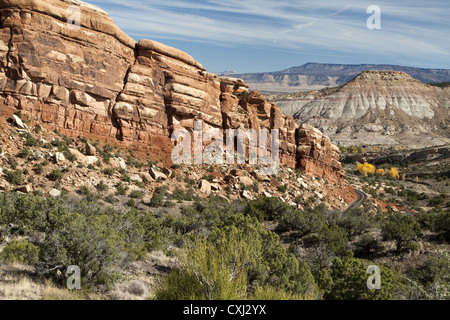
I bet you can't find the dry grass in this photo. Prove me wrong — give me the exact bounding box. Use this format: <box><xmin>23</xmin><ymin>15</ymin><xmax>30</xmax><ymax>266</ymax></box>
<box><xmin>0</xmin><ymin>264</ymin><xmax>80</xmax><ymax>300</ymax></box>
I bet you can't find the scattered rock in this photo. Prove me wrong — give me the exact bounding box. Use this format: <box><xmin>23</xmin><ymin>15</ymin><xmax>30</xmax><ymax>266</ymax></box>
<box><xmin>110</xmin><ymin>157</ymin><xmax>127</xmax><ymax>171</ymax></box>
<box><xmin>239</xmin><ymin>176</ymin><xmax>254</xmax><ymax>187</ymax></box>
<box><xmin>53</xmin><ymin>152</ymin><xmax>66</xmax><ymax>163</ymax></box>
<box><xmin>85</xmin><ymin>156</ymin><xmax>98</xmax><ymax>165</ymax></box>
<box><xmin>217</xmin><ymin>194</ymin><xmax>230</xmax><ymax>203</ymax></box>
<box><xmin>211</xmin><ymin>183</ymin><xmax>220</xmax><ymax>191</ymax></box>
<box><xmin>139</xmin><ymin>172</ymin><xmax>153</xmax><ymax>183</ymax></box>
<box><xmin>270</xmin><ymin>177</ymin><xmax>282</xmax><ymax>188</ymax></box>
<box><xmin>241</xmin><ymin>190</ymin><xmax>254</xmax><ymax>200</ymax></box>
<box><xmin>230</xmin><ymin>169</ymin><xmax>246</xmax><ymax>177</ymax></box>
<box><xmin>162</xmin><ymin>167</ymin><xmax>173</xmax><ymax>178</ymax></box>
<box><xmin>12</xmin><ymin>114</ymin><xmax>26</xmax><ymax>129</ymax></box>
<box><xmin>252</xmin><ymin>170</ymin><xmax>271</xmax><ymax>182</ymax></box>
<box><xmin>16</xmin><ymin>184</ymin><xmax>33</xmax><ymax>194</ymax></box>
<box><xmin>86</xmin><ymin>143</ymin><xmax>97</xmax><ymax>156</ymax></box>
<box><xmin>263</xmin><ymin>191</ymin><xmax>272</xmax><ymax>198</ymax></box>
<box><xmin>68</xmin><ymin>148</ymin><xmax>86</xmax><ymax>163</ymax></box>
<box><xmin>130</xmin><ymin>174</ymin><xmax>143</xmax><ymax>183</ymax></box>
<box><xmin>149</xmin><ymin>168</ymin><xmax>167</xmax><ymax>181</ymax></box>
<box><xmin>49</xmin><ymin>189</ymin><xmax>61</xmax><ymax>197</ymax></box>
<box><xmin>198</xmin><ymin>179</ymin><xmax>211</xmax><ymax>195</ymax></box>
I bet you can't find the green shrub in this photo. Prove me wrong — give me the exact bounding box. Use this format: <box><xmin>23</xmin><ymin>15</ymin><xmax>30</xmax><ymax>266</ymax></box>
<box><xmin>382</xmin><ymin>213</ymin><xmax>422</xmax><ymax>252</ymax></box>
<box><xmin>5</xmin><ymin>170</ymin><xmax>23</xmax><ymax>185</ymax></box>
<box><xmin>63</xmin><ymin>151</ymin><xmax>77</xmax><ymax>162</ymax></box>
<box><xmin>18</xmin><ymin>148</ymin><xmax>30</xmax><ymax>159</ymax></box>
<box><xmin>121</xmin><ymin>175</ymin><xmax>131</xmax><ymax>183</ymax></box>
<box><xmin>129</xmin><ymin>190</ymin><xmax>144</xmax><ymax>199</ymax></box>
<box><xmin>96</xmin><ymin>180</ymin><xmax>109</xmax><ymax>192</ymax></box>
<box><xmin>355</xmin><ymin>234</ymin><xmax>385</xmax><ymax>256</ymax></box>
<box><xmin>116</xmin><ymin>183</ymin><xmax>128</xmax><ymax>196</ymax></box>
<box><xmin>25</xmin><ymin>133</ymin><xmax>38</xmax><ymax>147</ymax></box>
<box><xmin>149</xmin><ymin>186</ymin><xmax>168</xmax><ymax>207</ymax></box>
<box><xmin>48</xmin><ymin>169</ymin><xmax>64</xmax><ymax>181</ymax></box>
<box><xmin>126</xmin><ymin>199</ymin><xmax>136</xmax><ymax>207</ymax></box>
<box><xmin>104</xmin><ymin>194</ymin><xmax>119</xmax><ymax>204</ymax></box>
<box><xmin>243</xmin><ymin>196</ymin><xmax>293</xmax><ymax>222</ymax></box>
<box><xmin>153</xmin><ymin>235</ymin><xmax>249</xmax><ymax>300</ymax></box>
<box><xmin>323</xmin><ymin>253</ymin><xmax>399</xmax><ymax>300</ymax></box>
<box><xmin>1</xmin><ymin>240</ymin><xmax>40</xmax><ymax>265</ymax></box>
<box><xmin>102</xmin><ymin>168</ymin><xmax>115</xmax><ymax>176</ymax></box>
<box><xmin>33</xmin><ymin>164</ymin><xmax>44</xmax><ymax>175</ymax></box>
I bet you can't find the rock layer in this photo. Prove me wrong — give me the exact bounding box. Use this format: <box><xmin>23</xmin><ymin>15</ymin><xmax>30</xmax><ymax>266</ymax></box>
<box><xmin>0</xmin><ymin>0</ymin><xmax>345</xmax><ymax>181</ymax></box>
<box><xmin>270</xmin><ymin>71</ymin><xmax>450</xmax><ymax>147</ymax></box>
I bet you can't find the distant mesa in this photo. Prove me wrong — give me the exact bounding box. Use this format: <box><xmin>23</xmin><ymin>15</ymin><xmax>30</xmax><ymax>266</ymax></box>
<box><xmin>269</xmin><ymin>71</ymin><xmax>450</xmax><ymax>148</ymax></box>
<box><xmin>228</xmin><ymin>63</ymin><xmax>450</xmax><ymax>93</ymax></box>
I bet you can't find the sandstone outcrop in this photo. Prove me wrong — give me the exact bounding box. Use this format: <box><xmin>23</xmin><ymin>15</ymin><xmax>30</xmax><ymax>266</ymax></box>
<box><xmin>0</xmin><ymin>0</ymin><xmax>345</xmax><ymax>181</ymax></box>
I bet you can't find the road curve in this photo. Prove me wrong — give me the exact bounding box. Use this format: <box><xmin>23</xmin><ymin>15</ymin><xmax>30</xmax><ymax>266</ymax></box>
<box><xmin>344</xmin><ymin>188</ymin><xmax>368</xmax><ymax>213</ymax></box>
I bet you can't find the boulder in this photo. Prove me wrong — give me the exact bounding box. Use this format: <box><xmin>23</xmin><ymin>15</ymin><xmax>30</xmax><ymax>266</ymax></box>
<box><xmin>110</xmin><ymin>157</ymin><xmax>127</xmax><ymax>171</ymax></box>
<box><xmin>149</xmin><ymin>168</ymin><xmax>167</xmax><ymax>181</ymax></box>
<box><xmin>252</xmin><ymin>170</ymin><xmax>270</xmax><ymax>182</ymax></box>
<box><xmin>130</xmin><ymin>174</ymin><xmax>143</xmax><ymax>183</ymax></box>
<box><xmin>239</xmin><ymin>176</ymin><xmax>254</xmax><ymax>187</ymax></box>
<box><xmin>49</xmin><ymin>188</ymin><xmax>61</xmax><ymax>197</ymax></box>
<box><xmin>162</xmin><ymin>167</ymin><xmax>173</xmax><ymax>178</ymax></box>
<box><xmin>85</xmin><ymin>156</ymin><xmax>98</xmax><ymax>166</ymax></box>
<box><xmin>16</xmin><ymin>184</ymin><xmax>33</xmax><ymax>194</ymax></box>
<box><xmin>241</xmin><ymin>190</ymin><xmax>254</xmax><ymax>200</ymax></box>
<box><xmin>139</xmin><ymin>172</ymin><xmax>153</xmax><ymax>183</ymax></box>
<box><xmin>68</xmin><ymin>148</ymin><xmax>86</xmax><ymax>163</ymax></box>
<box><xmin>230</xmin><ymin>169</ymin><xmax>246</xmax><ymax>177</ymax></box>
<box><xmin>53</xmin><ymin>152</ymin><xmax>66</xmax><ymax>163</ymax></box>
<box><xmin>86</xmin><ymin>143</ymin><xmax>97</xmax><ymax>156</ymax></box>
<box><xmin>198</xmin><ymin>179</ymin><xmax>211</xmax><ymax>195</ymax></box>
<box><xmin>211</xmin><ymin>183</ymin><xmax>220</xmax><ymax>191</ymax></box>
<box><xmin>12</xmin><ymin>115</ymin><xmax>26</xmax><ymax>129</ymax></box>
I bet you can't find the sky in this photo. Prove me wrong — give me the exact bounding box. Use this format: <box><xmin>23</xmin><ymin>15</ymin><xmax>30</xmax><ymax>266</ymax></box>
<box><xmin>88</xmin><ymin>0</ymin><xmax>450</xmax><ymax>73</ymax></box>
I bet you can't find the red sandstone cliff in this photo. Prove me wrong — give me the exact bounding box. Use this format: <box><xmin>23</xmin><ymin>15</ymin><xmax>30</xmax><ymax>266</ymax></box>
<box><xmin>0</xmin><ymin>0</ymin><xmax>344</xmax><ymax>181</ymax></box>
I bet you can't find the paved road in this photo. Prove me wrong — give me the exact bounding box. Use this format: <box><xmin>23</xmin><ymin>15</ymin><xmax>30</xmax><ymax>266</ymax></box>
<box><xmin>344</xmin><ymin>188</ymin><xmax>368</xmax><ymax>213</ymax></box>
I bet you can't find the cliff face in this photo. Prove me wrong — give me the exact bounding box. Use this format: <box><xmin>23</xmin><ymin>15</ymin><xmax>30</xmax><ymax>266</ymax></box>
<box><xmin>0</xmin><ymin>0</ymin><xmax>344</xmax><ymax>181</ymax></box>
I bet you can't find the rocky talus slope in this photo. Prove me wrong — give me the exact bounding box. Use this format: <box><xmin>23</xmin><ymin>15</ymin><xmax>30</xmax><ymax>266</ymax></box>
<box><xmin>0</xmin><ymin>0</ymin><xmax>347</xmax><ymax>183</ymax></box>
<box><xmin>273</xmin><ymin>71</ymin><xmax>450</xmax><ymax>147</ymax></box>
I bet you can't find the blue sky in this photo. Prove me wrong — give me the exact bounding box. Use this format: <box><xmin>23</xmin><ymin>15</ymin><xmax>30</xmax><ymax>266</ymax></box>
<box><xmin>88</xmin><ymin>0</ymin><xmax>450</xmax><ymax>73</ymax></box>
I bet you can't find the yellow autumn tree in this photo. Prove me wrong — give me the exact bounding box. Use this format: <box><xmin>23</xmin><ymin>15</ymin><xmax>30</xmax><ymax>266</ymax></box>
<box><xmin>376</xmin><ymin>169</ymin><xmax>386</xmax><ymax>176</ymax></box>
<box><xmin>416</xmin><ymin>176</ymin><xmax>419</xmax><ymax>183</ymax></box>
<box><xmin>388</xmin><ymin>168</ymin><xmax>400</xmax><ymax>180</ymax></box>
<box><xmin>356</xmin><ymin>162</ymin><xmax>376</xmax><ymax>176</ymax></box>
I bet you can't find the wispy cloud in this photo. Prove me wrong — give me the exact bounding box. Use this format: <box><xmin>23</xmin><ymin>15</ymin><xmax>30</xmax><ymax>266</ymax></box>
<box><xmin>89</xmin><ymin>0</ymin><xmax>450</xmax><ymax>67</ymax></box>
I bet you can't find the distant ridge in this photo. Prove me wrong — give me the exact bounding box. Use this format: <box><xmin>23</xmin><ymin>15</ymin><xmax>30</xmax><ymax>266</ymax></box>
<box><xmin>271</xmin><ymin>70</ymin><xmax>450</xmax><ymax>148</ymax></box>
<box><xmin>218</xmin><ymin>63</ymin><xmax>450</xmax><ymax>93</ymax></box>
